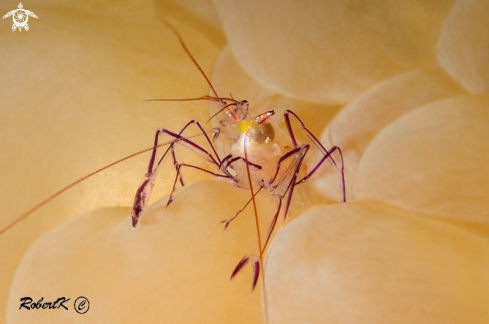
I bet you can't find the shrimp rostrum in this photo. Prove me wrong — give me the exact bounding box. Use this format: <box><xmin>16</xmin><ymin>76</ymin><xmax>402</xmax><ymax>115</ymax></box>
<box><xmin>130</xmin><ymin>22</ymin><xmax>346</xmax><ymax>290</ymax></box>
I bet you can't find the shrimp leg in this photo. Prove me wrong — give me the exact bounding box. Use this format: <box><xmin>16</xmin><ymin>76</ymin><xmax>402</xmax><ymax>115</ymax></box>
<box><xmin>284</xmin><ymin>110</ymin><xmax>346</xmax><ymax>202</ymax></box>
<box><xmin>131</xmin><ymin>121</ymin><xmax>221</xmax><ymax>227</ymax></box>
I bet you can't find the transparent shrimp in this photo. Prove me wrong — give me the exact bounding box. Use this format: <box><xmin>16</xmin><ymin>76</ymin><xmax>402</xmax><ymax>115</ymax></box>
<box><xmin>130</xmin><ymin>20</ymin><xmax>347</xmax><ymax>296</ymax></box>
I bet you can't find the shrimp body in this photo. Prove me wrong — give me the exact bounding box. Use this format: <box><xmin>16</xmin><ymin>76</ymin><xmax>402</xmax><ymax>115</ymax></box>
<box><xmin>215</xmin><ymin>100</ymin><xmax>291</xmax><ymax>193</ymax></box>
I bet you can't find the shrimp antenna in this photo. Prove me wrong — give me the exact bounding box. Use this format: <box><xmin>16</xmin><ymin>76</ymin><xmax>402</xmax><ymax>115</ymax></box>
<box><xmin>0</xmin><ymin>133</ymin><xmax>205</xmax><ymax>235</ymax></box>
<box><xmin>162</xmin><ymin>19</ymin><xmax>219</xmax><ymax>98</ymax></box>
<box><xmin>144</xmin><ymin>95</ymin><xmax>239</xmax><ymax>104</ymax></box>
<box><xmin>144</xmin><ymin>96</ymin><xmax>242</xmax><ymax>124</ymax></box>
<box><xmin>206</xmin><ymin>102</ymin><xmax>238</xmax><ymax>123</ymax></box>
<box><xmin>243</xmin><ymin>135</ymin><xmax>269</xmax><ymax>321</ymax></box>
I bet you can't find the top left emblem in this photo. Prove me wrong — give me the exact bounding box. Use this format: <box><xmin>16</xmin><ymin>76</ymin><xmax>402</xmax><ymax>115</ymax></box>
<box><xmin>3</xmin><ymin>3</ymin><xmax>38</xmax><ymax>32</ymax></box>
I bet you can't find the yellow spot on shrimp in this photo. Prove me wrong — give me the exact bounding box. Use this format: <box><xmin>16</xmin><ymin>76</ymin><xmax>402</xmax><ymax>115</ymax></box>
<box><xmin>236</xmin><ymin>120</ymin><xmax>257</xmax><ymax>133</ymax></box>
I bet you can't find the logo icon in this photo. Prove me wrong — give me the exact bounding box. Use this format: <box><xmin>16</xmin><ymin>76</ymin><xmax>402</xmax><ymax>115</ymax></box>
<box><xmin>3</xmin><ymin>3</ymin><xmax>38</xmax><ymax>32</ymax></box>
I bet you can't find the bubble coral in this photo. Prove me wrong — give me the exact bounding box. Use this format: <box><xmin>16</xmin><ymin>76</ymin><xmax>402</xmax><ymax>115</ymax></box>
<box><xmin>1</xmin><ymin>1</ymin><xmax>488</xmax><ymax>323</ymax></box>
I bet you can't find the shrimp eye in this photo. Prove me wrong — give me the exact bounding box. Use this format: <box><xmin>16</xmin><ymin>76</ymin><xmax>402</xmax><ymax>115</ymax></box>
<box><xmin>232</xmin><ymin>100</ymin><xmax>249</xmax><ymax>121</ymax></box>
<box><xmin>254</xmin><ymin>122</ymin><xmax>275</xmax><ymax>144</ymax></box>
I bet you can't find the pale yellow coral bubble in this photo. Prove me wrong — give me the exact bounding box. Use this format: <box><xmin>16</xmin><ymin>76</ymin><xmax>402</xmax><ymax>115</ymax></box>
<box><xmin>212</xmin><ymin>0</ymin><xmax>455</xmax><ymax>104</ymax></box>
<box><xmin>0</xmin><ymin>4</ymin><xmax>218</xmax><ymax>321</ymax></box>
<box><xmin>7</xmin><ymin>180</ymin><xmax>276</xmax><ymax>323</ymax></box>
<box><xmin>313</xmin><ymin>67</ymin><xmax>465</xmax><ymax>202</ymax></box>
<box><xmin>355</xmin><ymin>95</ymin><xmax>489</xmax><ymax>224</ymax></box>
<box><xmin>438</xmin><ymin>0</ymin><xmax>489</xmax><ymax>94</ymax></box>
<box><xmin>266</xmin><ymin>201</ymin><xmax>489</xmax><ymax>324</ymax></box>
